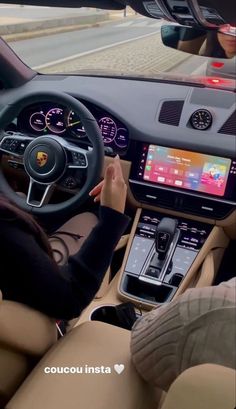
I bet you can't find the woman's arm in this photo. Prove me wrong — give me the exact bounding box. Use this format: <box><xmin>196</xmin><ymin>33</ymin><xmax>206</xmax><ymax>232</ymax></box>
<box><xmin>0</xmin><ymin>207</ymin><xmax>129</xmax><ymax>320</ymax></box>
<box><xmin>0</xmin><ymin>157</ymin><xmax>129</xmax><ymax>319</ymax></box>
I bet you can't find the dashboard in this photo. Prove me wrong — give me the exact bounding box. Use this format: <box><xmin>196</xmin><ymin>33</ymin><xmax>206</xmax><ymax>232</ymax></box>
<box><xmin>1</xmin><ymin>74</ymin><xmax>236</xmax><ymax>220</ymax></box>
<box><xmin>16</xmin><ymin>100</ymin><xmax>129</xmax><ymax>156</ymax></box>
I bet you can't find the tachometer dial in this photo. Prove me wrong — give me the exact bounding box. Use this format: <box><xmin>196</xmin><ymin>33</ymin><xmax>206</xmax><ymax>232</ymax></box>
<box><xmin>190</xmin><ymin>109</ymin><xmax>212</xmax><ymax>130</ymax></box>
<box><xmin>98</xmin><ymin>117</ymin><xmax>117</xmax><ymax>143</ymax></box>
<box><xmin>45</xmin><ymin>108</ymin><xmax>66</xmax><ymax>134</ymax></box>
<box><xmin>67</xmin><ymin>110</ymin><xmax>86</xmax><ymax>138</ymax></box>
<box><xmin>29</xmin><ymin>112</ymin><xmax>46</xmax><ymax>132</ymax></box>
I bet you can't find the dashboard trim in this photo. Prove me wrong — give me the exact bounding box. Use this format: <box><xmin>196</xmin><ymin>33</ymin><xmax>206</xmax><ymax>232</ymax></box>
<box><xmin>129</xmin><ymin>179</ymin><xmax>236</xmax><ymax>206</ymax></box>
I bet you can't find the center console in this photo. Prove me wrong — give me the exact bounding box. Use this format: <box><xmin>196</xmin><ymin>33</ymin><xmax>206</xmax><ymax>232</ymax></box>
<box><xmin>119</xmin><ymin>209</ymin><xmax>213</xmax><ymax>306</ymax></box>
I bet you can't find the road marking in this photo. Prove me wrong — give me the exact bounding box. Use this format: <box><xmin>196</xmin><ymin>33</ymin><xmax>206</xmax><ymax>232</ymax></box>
<box><xmin>134</xmin><ymin>21</ymin><xmax>157</xmax><ymax>27</ymax></box>
<box><xmin>33</xmin><ymin>30</ymin><xmax>160</xmax><ymax>70</ymax></box>
<box><xmin>115</xmin><ymin>19</ymin><xmax>162</xmax><ymax>28</ymax></box>
<box><xmin>115</xmin><ymin>20</ymin><xmax>135</xmax><ymax>27</ymax></box>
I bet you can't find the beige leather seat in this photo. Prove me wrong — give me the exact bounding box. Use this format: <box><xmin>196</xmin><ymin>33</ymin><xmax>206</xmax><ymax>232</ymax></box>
<box><xmin>0</xmin><ymin>290</ymin><xmax>57</xmax><ymax>407</ymax></box>
<box><xmin>161</xmin><ymin>364</ymin><xmax>236</xmax><ymax>409</ymax></box>
<box><xmin>6</xmin><ymin>321</ymin><xmax>157</xmax><ymax>409</ymax></box>
<box><xmin>5</xmin><ymin>321</ymin><xmax>236</xmax><ymax>409</ymax></box>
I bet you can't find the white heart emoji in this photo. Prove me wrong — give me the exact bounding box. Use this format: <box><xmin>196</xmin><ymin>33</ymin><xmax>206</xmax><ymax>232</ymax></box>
<box><xmin>114</xmin><ymin>364</ymin><xmax>125</xmax><ymax>375</ymax></box>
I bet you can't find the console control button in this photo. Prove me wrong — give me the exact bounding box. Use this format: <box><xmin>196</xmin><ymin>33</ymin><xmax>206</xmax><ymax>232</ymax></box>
<box><xmin>145</xmin><ymin>267</ymin><xmax>161</xmax><ymax>279</ymax></box>
<box><xmin>125</xmin><ymin>236</ymin><xmax>153</xmax><ymax>275</ymax></box>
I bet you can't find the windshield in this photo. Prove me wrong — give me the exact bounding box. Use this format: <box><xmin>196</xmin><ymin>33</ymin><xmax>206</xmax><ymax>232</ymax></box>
<box><xmin>1</xmin><ymin>4</ymin><xmax>236</xmax><ymax>86</ymax></box>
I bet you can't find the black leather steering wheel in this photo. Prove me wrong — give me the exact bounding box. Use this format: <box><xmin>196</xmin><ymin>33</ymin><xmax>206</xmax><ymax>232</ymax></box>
<box><xmin>0</xmin><ymin>91</ymin><xmax>104</xmax><ymax>216</ymax></box>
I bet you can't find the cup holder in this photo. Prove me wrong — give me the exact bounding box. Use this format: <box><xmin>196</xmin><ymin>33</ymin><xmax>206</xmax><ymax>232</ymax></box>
<box><xmin>89</xmin><ymin>303</ymin><xmax>138</xmax><ymax>330</ymax></box>
<box><xmin>90</xmin><ymin>304</ymin><xmax>121</xmax><ymax>326</ymax></box>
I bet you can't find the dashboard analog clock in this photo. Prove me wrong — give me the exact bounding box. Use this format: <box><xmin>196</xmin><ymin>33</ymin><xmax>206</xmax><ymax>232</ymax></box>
<box><xmin>190</xmin><ymin>109</ymin><xmax>212</xmax><ymax>130</ymax></box>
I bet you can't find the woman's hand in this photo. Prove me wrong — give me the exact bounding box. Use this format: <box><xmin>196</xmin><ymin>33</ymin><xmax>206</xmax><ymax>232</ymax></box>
<box><xmin>89</xmin><ymin>155</ymin><xmax>127</xmax><ymax>214</ymax></box>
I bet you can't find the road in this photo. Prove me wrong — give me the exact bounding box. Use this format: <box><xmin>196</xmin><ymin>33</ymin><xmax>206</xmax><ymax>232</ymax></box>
<box><xmin>9</xmin><ymin>17</ymin><xmax>163</xmax><ymax>68</ymax></box>
<box><xmin>8</xmin><ymin>16</ymin><xmax>205</xmax><ymax>75</ymax></box>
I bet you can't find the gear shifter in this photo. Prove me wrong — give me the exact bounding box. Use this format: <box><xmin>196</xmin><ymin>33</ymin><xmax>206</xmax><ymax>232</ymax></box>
<box><xmin>144</xmin><ymin>217</ymin><xmax>178</xmax><ymax>281</ymax></box>
<box><xmin>155</xmin><ymin>218</ymin><xmax>178</xmax><ymax>260</ymax></box>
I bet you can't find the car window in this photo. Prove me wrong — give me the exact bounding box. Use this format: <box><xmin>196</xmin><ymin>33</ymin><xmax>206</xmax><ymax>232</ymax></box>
<box><xmin>1</xmin><ymin>4</ymin><xmax>236</xmax><ymax>84</ymax></box>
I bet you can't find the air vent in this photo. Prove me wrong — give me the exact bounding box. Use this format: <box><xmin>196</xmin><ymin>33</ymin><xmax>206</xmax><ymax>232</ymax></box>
<box><xmin>159</xmin><ymin>100</ymin><xmax>184</xmax><ymax>126</ymax></box>
<box><xmin>180</xmin><ymin>196</ymin><xmax>233</xmax><ymax>219</ymax></box>
<box><xmin>130</xmin><ymin>182</ymin><xmax>177</xmax><ymax>209</ymax></box>
<box><xmin>218</xmin><ymin>110</ymin><xmax>236</xmax><ymax>136</ymax></box>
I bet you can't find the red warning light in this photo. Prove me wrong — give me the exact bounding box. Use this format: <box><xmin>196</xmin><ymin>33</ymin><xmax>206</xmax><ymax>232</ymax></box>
<box><xmin>211</xmin><ymin>62</ymin><xmax>225</xmax><ymax>69</ymax></box>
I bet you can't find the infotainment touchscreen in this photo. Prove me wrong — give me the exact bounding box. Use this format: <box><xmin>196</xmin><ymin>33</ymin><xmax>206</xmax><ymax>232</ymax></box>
<box><xmin>142</xmin><ymin>145</ymin><xmax>231</xmax><ymax>197</ymax></box>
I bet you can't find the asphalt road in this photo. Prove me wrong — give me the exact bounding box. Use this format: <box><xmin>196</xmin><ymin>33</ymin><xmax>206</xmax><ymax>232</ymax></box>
<box><xmin>9</xmin><ymin>17</ymin><xmax>163</xmax><ymax>68</ymax></box>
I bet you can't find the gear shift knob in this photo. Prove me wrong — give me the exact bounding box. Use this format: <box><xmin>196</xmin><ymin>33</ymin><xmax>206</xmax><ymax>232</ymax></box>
<box><xmin>155</xmin><ymin>217</ymin><xmax>178</xmax><ymax>260</ymax></box>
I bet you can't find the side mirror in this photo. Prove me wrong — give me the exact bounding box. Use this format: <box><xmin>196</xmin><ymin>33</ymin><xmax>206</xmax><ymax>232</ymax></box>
<box><xmin>161</xmin><ymin>25</ymin><xmax>236</xmax><ymax>59</ymax></box>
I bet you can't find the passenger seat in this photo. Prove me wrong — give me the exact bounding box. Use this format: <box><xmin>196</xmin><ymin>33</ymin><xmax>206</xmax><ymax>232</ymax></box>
<box><xmin>5</xmin><ymin>321</ymin><xmax>236</xmax><ymax>409</ymax></box>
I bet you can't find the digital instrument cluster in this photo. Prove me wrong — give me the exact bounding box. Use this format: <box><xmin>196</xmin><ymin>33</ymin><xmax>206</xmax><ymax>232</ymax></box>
<box><xmin>16</xmin><ymin>101</ymin><xmax>129</xmax><ymax>155</ymax></box>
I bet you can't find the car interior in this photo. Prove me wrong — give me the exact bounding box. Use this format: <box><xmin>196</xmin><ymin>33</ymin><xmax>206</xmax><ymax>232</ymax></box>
<box><xmin>0</xmin><ymin>0</ymin><xmax>235</xmax><ymax>408</ymax></box>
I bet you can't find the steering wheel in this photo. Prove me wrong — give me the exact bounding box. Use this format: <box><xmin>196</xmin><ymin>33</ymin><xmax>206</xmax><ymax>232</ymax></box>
<box><xmin>0</xmin><ymin>91</ymin><xmax>104</xmax><ymax>216</ymax></box>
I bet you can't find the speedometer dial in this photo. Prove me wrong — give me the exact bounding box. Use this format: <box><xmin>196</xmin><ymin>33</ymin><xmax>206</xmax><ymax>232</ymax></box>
<box><xmin>45</xmin><ymin>108</ymin><xmax>66</xmax><ymax>134</ymax></box>
<box><xmin>99</xmin><ymin>117</ymin><xmax>117</xmax><ymax>143</ymax></box>
<box><xmin>190</xmin><ymin>109</ymin><xmax>212</xmax><ymax>130</ymax></box>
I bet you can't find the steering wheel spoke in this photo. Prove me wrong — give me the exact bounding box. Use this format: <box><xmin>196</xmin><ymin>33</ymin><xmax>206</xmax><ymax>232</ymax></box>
<box><xmin>0</xmin><ymin>132</ymin><xmax>33</xmax><ymax>158</ymax></box>
<box><xmin>27</xmin><ymin>179</ymin><xmax>54</xmax><ymax>208</ymax></box>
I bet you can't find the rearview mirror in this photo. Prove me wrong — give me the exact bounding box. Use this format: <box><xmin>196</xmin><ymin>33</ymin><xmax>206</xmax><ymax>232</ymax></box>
<box><xmin>161</xmin><ymin>25</ymin><xmax>236</xmax><ymax>59</ymax></box>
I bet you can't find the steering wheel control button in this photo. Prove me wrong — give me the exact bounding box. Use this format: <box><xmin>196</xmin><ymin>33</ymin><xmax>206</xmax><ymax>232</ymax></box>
<box><xmin>64</xmin><ymin>176</ymin><xmax>78</xmax><ymax>189</ymax></box>
<box><xmin>24</xmin><ymin>137</ymin><xmax>66</xmax><ymax>183</ymax></box>
<box><xmin>71</xmin><ymin>151</ymin><xmax>87</xmax><ymax>167</ymax></box>
<box><xmin>18</xmin><ymin>141</ymin><xmax>29</xmax><ymax>155</ymax></box>
<box><xmin>1</xmin><ymin>138</ymin><xmax>19</xmax><ymax>153</ymax></box>
<box><xmin>1</xmin><ymin>137</ymin><xmax>30</xmax><ymax>156</ymax></box>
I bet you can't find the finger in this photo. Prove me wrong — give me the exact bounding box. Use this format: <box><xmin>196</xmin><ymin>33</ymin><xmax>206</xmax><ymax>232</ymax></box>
<box><xmin>103</xmin><ymin>164</ymin><xmax>115</xmax><ymax>188</ymax></box>
<box><xmin>89</xmin><ymin>180</ymin><xmax>104</xmax><ymax>196</ymax></box>
<box><xmin>113</xmin><ymin>155</ymin><xmax>123</xmax><ymax>179</ymax></box>
<box><xmin>94</xmin><ymin>193</ymin><xmax>101</xmax><ymax>203</ymax></box>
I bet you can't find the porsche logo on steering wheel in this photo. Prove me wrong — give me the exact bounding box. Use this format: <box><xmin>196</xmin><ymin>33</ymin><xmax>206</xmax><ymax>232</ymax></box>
<box><xmin>36</xmin><ymin>151</ymin><xmax>48</xmax><ymax>167</ymax></box>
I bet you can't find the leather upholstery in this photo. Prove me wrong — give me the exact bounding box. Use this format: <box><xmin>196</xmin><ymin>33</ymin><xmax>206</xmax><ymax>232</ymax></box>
<box><xmin>5</xmin><ymin>321</ymin><xmax>236</xmax><ymax>409</ymax></box>
<box><xmin>6</xmin><ymin>321</ymin><xmax>157</xmax><ymax>409</ymax></box>
<box><xmin>0</xmin><ymin>294</ymin><xmax>57</xmax><ymax>406</ymax></box>
<box><xmin>161</xmin><ymin>364</ymin><xmax>236</xmax><ymax>409</ymax></box>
